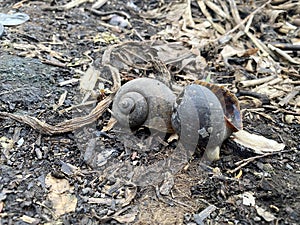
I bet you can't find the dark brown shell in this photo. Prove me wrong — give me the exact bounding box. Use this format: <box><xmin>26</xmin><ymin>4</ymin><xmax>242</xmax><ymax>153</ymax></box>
<box><xmin>195</xmin><ymin>80</ymin><xmax>242</xmax><ymax>132</ymax></box>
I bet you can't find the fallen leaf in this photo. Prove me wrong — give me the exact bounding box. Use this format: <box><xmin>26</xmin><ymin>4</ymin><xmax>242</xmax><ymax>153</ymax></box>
<box><xmin>242</xmin><ymin>192</ymin><xmax>255</xmax><ymax>206</ymax></box>
<box><xmin>220</xmin><ymin>45</ymin><xmax>246</xmax><ymax>59</ymax></box>
<box><xmin>0</xmin><ymin>13</ymin><xmax>30</xmax><ymax>26</ymax></box>
<box><xmin>0</xmin><ymin>136</ymin><xmax>14</xmax><ymax>150</ymax></box>
<box><xmin>53</xmin><ymin>90</ymin><xmax>67</xmax><ymax>111</ymax></box>
<box><xmin>19</xmin><ymin>215</ymin><xmax>39</xmax><ymax>224</ymax></box>
<box><xmin>112</xmin><ymin>212</ymin><xmax>137</xmax><ymax>223</ymax></box>
<box><xmin>78</xmin><ymin>66</ymin><xmax>101</xmax><ymax>103</ymax></box>
<box><xmin>80</xmin><ymin>66</ymin><xmax>99</xmax><ymax>92</ymax></box>
<box><xmin>45</xmin><ymin>173</ymin><xmax>77</xmax><ymax>217</ymax></box>
<box><xmin>101</xmin><ymin>117</ymin><xmax>117</xmax><ymax>132</ymax></box>
<box><xmin>256</xmin><ymin>205</ymin><xmax>276</xmax><ymax>222</ymax></box>
<box><xmin>159</xmin><ymin>172</ymin><xmax>174</xmax><ymax>195</ymax></box>
<box><xmin>122</xmin><ymin>184</ymin><xmax>137</xmax><ymax>207</ymax></box>
<box><xmin>232</xmin><ymin>130</ymin><xmax>285</xmax><ymax>154</ymax></box>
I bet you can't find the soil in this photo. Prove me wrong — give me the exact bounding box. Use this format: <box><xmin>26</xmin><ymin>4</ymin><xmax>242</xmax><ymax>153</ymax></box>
<box><xmin>0</xmin><ymin>1</ymin><xmax>299</xmax><ymax>225</ymax></box>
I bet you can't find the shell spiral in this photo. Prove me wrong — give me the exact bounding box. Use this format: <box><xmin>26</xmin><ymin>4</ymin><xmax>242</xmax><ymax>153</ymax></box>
<box><xmin>112</xmin><ymin>78</ymin><xmax>176</xmax><ymax>132</ymax></box>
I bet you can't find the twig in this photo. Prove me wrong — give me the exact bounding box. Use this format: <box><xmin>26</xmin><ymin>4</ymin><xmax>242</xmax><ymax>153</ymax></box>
<box><xmin>264</xmin><ymin>105</ymin><xmax>300</xmax><ymax>116</ymax></box>
<box><xmin>63</xmin><ymin>0</ymin><xmax>90</xmax><ymax>10</ymax></box>
<box><xmin>92</xmin><ymin>0</ymin><xmax>109</xmax><ymax>9</ymax></box>
<box><xmin>197</xmin><ymin>0</ymin><xmax>225</xmax><ymax>34</ymax></box>
<box><xmin>228</xmin><ymin>150</ymin><xmax>290</xmax><ymax>173</ymax></box>
<box><xmin>87</xmin><ymin>8</ymin><xmax>131</xmax><ymax>19</ymax></box>
<box><xmin>35</xmin><ymin>201</ymin><xmax>58</xmax><ymax>220</ymax></box>
<box><xmin>279</xmin><ymin>86</ymin><xmax>300</xmax><ymax>106</ymax></box>
<box><xmin>40</xmin><ymin>58</ymin><xmax>67</xmax><ymax>68</ymax></box>
<box><xmin>272</xmin><ymin>43</ymin><xmax>300</xmax><ymax>51</ymax></box>
<box><xmin>216</xmin><ymin>0</ymin><xmax>272</xmax><ymax>42</ymax></box>
<box><xmin>268</xmin><ymin>44</ymin><xmax>300</xmax><ymax>64</ymax></box>
<box><xmin>239</xmin><ymin>75</ymin><xmax>277</xmax><ymax>87</ymax></box>
<box><xmin>165</xmin><ymin>195</ymin><xmax>196</xmax><ymax>211</ymax></box>
<box><xmin>228</xmin><ymin>0</ymin><xmax>243</xmax><ymax>28</ymax></box>
<box><xmin>58</xmin><ymin>100</ymin><xmax>98</xmax><ymax>114</ymax></box>
<box><xmin>253</xmin><ymin>77</ymin><xmax>283</xmax><ymax>92</ymax></box>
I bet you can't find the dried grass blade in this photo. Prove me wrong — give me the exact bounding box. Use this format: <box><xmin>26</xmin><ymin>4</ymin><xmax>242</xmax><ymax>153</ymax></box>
<box><xmin>0</xmin><ymin>97</ymin><xmax>112</xmax><ymax>135</ymax></box>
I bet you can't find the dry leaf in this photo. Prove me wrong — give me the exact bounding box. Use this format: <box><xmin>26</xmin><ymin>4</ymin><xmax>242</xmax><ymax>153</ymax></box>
<box><xmin>53</xmin><ymin>90</ymin><xmax>67</xmax><ymax>111</ymax></box>
<box><xmin>0</xmin><ymin>136</ymin><xmax>14</xmax><ymax>150</ymax></box>
<box><xmin>63</xmin><ymin>0</ymin><xmax>91</xmax><ymax>9</ymax></box>
<box><xmin>19</xmin><ymin>215</ymin><xmax>39</xmax><ymax>224</ymax></box>
<box><xmin>80</xmin><ymin>66</ymin><xmax>99</xmax><ymax>92</ymax></box>
<box><xmin>256</xmin><ymin>206</ymin><xmax>276</xmax><ymax>222</ymax></box>
<box><xmin>88</xmin><ymin>197</ymin><xmax>115</xmax><ymax>205</ymax></box>
<box><xmin>92</xmin><ymin>0</ymin><xmax>108</xmax><ymax>9</ymax></box>
<box><xmin>45</xmin><ymin>173</ymin><xmax>77</xmax><ymax>217</ymax></box>
<box><xmin>101</xmin><ymin>117</ymin><xmax>117</xmax><ymax>132</ymax></box>
<box><xmin>112</xmin><ymin>212</ymin><xmax>137</xmax><ymax>223</ymax></box>
<box><xmin>242</xmin><ymin>192</ymin><xmax>255</xmax><ymax>206</ymax></box>
<box><xmin>233</xmin><ymin>130</ymin><xmax>285</xmax><ymax>154</ymax></box>
<box><xmin>122</xmin><ymin>184</ymin><xmax>137</xmax><ymax>207</ymax></box>
<box><xmin>220</xmin><ymin>45</ymin><xmax>245</xmax><ymax>59</ymax></box>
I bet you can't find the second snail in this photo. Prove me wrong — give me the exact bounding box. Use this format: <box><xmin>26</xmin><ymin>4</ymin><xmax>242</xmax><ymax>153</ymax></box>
<box><xmin>112</xmin><ymin>78</ymin><xmax>242</xmax><ymax>161</ymax></box>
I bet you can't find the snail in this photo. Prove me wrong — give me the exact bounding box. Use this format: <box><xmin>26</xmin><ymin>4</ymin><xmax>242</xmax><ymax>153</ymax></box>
<box><xmin>112</xmin><ymin>77</ymin><xmax>242</xmax><ymax>161</ymax></box>
<box><xmin>171</xmin><ymin>81</ymin><xmax>242</xmax><ymax>161</ymax></box>
<box><xmin>112</xmin><ymin>78</ymin><xmax>176</xmax><ymax>133</ymax></box>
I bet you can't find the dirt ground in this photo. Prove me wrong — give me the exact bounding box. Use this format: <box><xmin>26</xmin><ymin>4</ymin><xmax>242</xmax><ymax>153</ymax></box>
<box><xmin>0</xmin><ymin>0</ymin><xmax>299</xmax><ymax>224</ymax></box>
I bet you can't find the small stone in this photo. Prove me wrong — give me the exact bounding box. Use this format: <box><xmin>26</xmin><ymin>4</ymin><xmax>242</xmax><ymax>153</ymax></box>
<box><xmin>82</xmin><ymin>187</ymin><xmax>91</xmax><ymax>195</ymax></box>
<box><xmin>16</xmin><ymin>137</ymin><xmax>24</xmax><ymax>147</ymax></box>
<box><xmin>286</xmin><ymin>163</ymin><xmax>293</xmax><ymax>170</ymax></box>
<box><xmin>184</xmin><ymin>213</ymin><xmax>192</xmax><ymax>222</ymax></box>
<box><xmin>285</xmin><ymin>115</ymin><xmax>294</xmax><ymax>124</ymax></box>
<box><xmin>132</xmin><ymin>160</ymin><xmax>138</xmax><ymax>166</ymax></box>
<box><xmin>254</xmin><ymin>216</ymin><xmax>261</xmax><ymax>222</ymax></box>
<box><xmin>35</xmin><ymin>148</ymin><xmax>43</xmax><ymax>159</ymax></box>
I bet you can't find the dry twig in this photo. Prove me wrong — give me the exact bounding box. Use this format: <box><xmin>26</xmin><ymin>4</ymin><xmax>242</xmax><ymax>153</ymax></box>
<box><xmin>228</xmin><ymin>150</ymin><xmax>290</xmax><ymax>173</ymax></box>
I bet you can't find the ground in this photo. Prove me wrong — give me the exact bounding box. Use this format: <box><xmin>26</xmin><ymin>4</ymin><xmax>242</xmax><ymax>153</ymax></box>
<box><xmin>0</xmin><ymin>0</ymin><xmax>299</xmax><ymax>224</ymax></box>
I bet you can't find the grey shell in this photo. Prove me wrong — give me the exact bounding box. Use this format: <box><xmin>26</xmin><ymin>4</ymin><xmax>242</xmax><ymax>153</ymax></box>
<box><xmin>171</xmin><ymin>84</ymin><xmax>228</xmax><ymax>155</ymax></box>
<box><xmin>112</xmin><ymin>78</ymin><xmax>176</xmax><ymax>132</ymax></box>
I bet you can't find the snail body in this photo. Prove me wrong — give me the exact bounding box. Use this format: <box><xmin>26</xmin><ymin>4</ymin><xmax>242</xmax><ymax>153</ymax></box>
<box><xmin>171</xmin><ymin>83</ymin><xmax>242</xmax><ymax>161</ymax></box>
<box><xmin>112</xmin><ymin>78</ymin><xmax>176</xmax><ymax>132</ymax></box>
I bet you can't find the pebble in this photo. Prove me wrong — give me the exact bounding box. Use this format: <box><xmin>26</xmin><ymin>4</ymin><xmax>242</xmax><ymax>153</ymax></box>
<box><xmin>286</xmin><ymin>163</ymin><xmax>293</xmax><ymax>170</ymax></box>
<box><xmin>82</xmin><ymin>187</ymin><xmax>92</xmax><ymax>195</ymax></box>
<box><xmin>35</xmin><ymin>148</ymin><xmax>43</xmax><ymax>159</ymax></box>
<box><xmin>285</xmin><ymin>114</ymin><xmax>294</xmax><ymax>124</ymax></box>
<box><xmin>254</xmin><ymin>216</ymin><xmax>261</xmax><ymax>222</ymax></box>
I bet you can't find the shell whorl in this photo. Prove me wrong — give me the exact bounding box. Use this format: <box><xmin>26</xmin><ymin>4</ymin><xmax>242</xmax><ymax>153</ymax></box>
<box><xmin>112</xmin><ymin>78</ymin><xmax>176</xmax><ymax>132</ymax></box>
<box><xmin>115</xmin><ymin>91</ymin><xmax>148</xmax><ymax>128</ymax></box>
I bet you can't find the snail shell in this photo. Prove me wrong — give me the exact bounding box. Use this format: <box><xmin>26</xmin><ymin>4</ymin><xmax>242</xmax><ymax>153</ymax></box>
<box><xmin>195</xmin><ymin>80</ymin><xmax>242</xmax><ymax>131</ymax></box>
<box><xmin>112</xmin><ymin>78</ymin><xmax>176</xmax><ymax>132</ymax></box>
<box><xmin>171</xmin><ymin>83</ymin><xmax>242</xmax><ymax>161</ymax></box>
